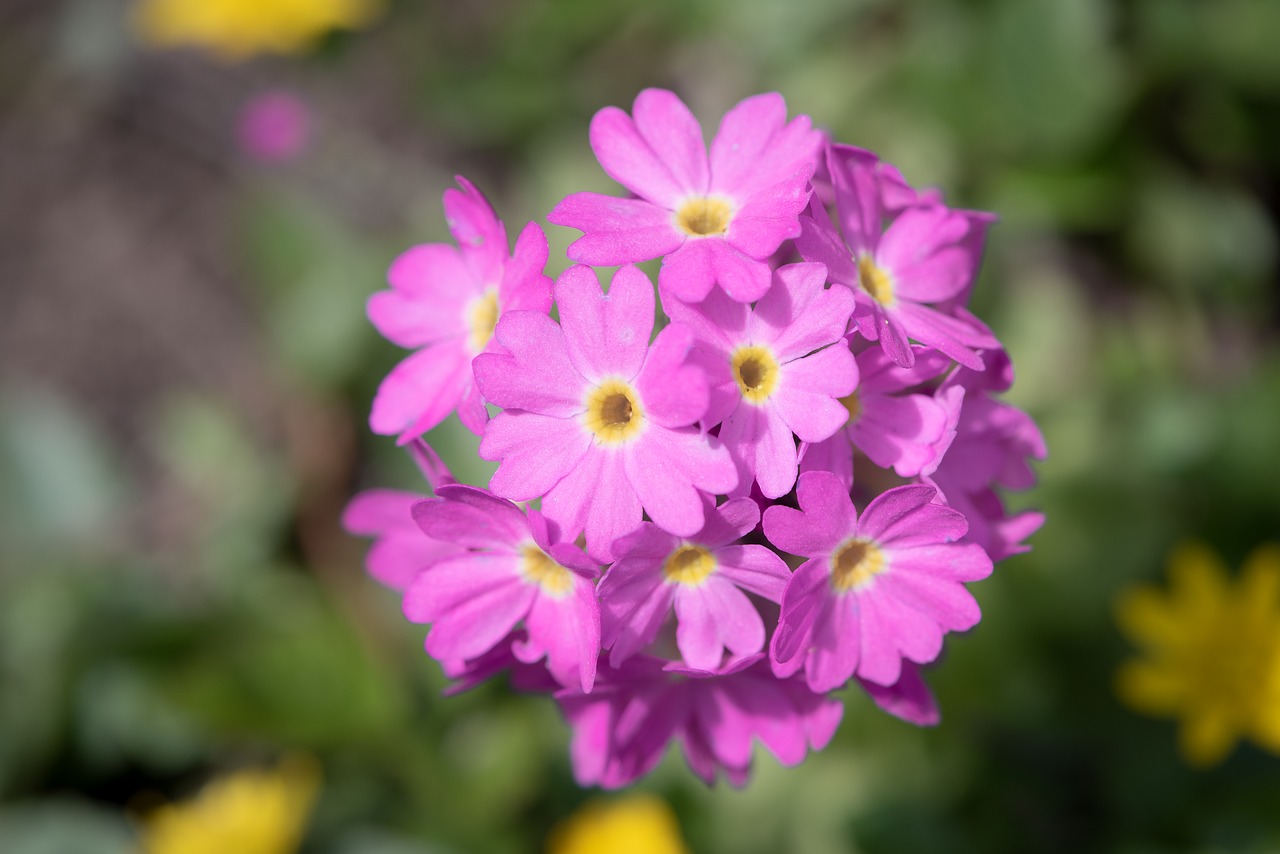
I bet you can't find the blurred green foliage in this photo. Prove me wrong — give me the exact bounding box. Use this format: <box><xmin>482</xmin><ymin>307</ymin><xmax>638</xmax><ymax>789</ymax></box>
<box><xmin>2</xmin><ymin>0</ymin><xmax>1278</xmax><ymax>852</ymax></box>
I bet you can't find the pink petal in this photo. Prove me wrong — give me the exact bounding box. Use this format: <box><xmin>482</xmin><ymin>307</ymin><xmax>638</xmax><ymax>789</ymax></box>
<box><xmin>624</xmin><ymin>429</ymin><xmax>718</xmax><ymax>538</ymax></box>
<box><xmin>543</xmin><ymin>447</ymin><xmax>643</xmax><ymax>562</ymax></box>
<box><xmin>724</xmin><ymin>169</ymin><xmax>814</xmax><ymax>258</ymax></box>
<box><xmin>632</xmin><ymin>88</ymin><xmax>709</xmax><ymax>196</ymax></box>
<box><xmin>763</xmin><ymin>470</ymin><xmax>856</xmax><ymax>557</ymax></box>
<box><xmin>661</xmin><ymin>283</ymin><xmax>747</xmax><ymax>353</ymax></box>
<box><xmin>858</xmin><ymin>485</ymin><xmax>965</xmax><ymax>546</ymax></box>
<box><xmin>499</xmin><ymin>221</ymin><xmax>554</xmax><ymax>313</ymax></box>
<box><xmin>590</xmin><ymin>102</ymin><xmax>685</xmax><ymax>208</ymax></box>
<box><xmin>518</xmin><ymin>579</ymin><xmax>600</xmax><ymax>692</ymax></box>
<box><xmin>633</xmin><ymin>324</ymin><xmax>709</xmax><ymax>428</ymax></box>
<box><xmin>704</xmin><ymin>238</ymin><xmax>774</xmax><ymax>303</ymax></box>
<box><xmin>859</xmin><ymin>661</ymin><xmax>940</xmax><ymax>726</ymax></box>
<box><xmin>883</xmin><ymin>570</ymin><xmax>981</xmax><ymax>632</ymax></box>
<box><xmin>550</xmin><ymin>192</ymin><xmax>685</xmax><ymax>265</ymax></box>
<box><xmin>556</xmin><ymin>265</ymin><xmax>654</xmax><ymax>383</ymax></box>
<box><xmin>473</xmin><ymin>311</ymin><xmax>585</xmax><ymax>416</ymax></box>
<box><xmin>659</xmin><ymin>239</ymin><xmax>718</xmax><ymax>303</ymax></box>
<box><xmin>770</xmin><ymin>557</ymin><xmax>829</xmax><ymax>666</ymax></box>
<box><xmin>369</xmin><ymin>343</ymin><xmax>470</xmax><ymax>440</ymax></box>
<box><xmin>716</xmin><ymin>544</ymin><xmax>791</xmax><ymax>602</ymax></box>
<box><xmin>889</xmin><ymin>542</ymin><xmax>993</xmax><ymax>584</ymax></box>
<box><xmin>795</xmin><ymin>201</ymin><xmax>860</xmax><ymax>285</ymax></box>
<box><xmin>709</xmin><ymin>92</ymin><xmax>821</xmax><ymax>198</ymax></box>
<box><xmin>412</xmin><ymin>484</ymin><xmax>532</xmax><ymax>549</ymax></box>
<box><xmin>747</xmin><ymin>262</ymin><xmax>833</xmax><ymax>350</ymax></box>
<box><xmin>481</xmin><ymin>412</ymin><xmax>592</xmax><ymax>501</ymax></box>
<box><xmin>770</xmin><ymin>347</ymin><xmax>858</xmax><ymax>444</ymax></box>
<box><xmin>443</xmin><ymin>176</ymin><xmax>507</xmax><ymax>285</ymax></box>
<box><xmin>806</xmin><ymin>593</ymin><xmax>861</xmax><ymax>692</ymax></box>
<box><xmin>827</xmin><ymin>144</ymin><xmax>884</xmax><ymax>257</ymax></box>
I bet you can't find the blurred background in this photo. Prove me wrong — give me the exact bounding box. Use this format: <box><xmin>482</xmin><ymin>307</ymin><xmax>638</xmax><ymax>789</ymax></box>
<box><xmin>2</xmin><ymin>0</ymin><xmax>1279</xmax><ymax>851</ymax></box>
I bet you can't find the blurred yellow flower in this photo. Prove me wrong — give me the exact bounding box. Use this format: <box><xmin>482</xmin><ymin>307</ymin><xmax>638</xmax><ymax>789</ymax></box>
<box><xmin>548</xmin><ymin>793</ymin><xmax>690</xmax><ymax>854</ymax></box>
<box><xmin>1115</xmin><ymin>542</ymin><xmax>1280</xmax><ymax>766</ymax></box>
<box><xmin>138</xmin><ymin>756</ymin><xmax>321</xmax><ymax>854</ymax></box>
<box><xmin>132</xmin><ymin>0</ymin><xmax>384</xmax><ymax>60</ymax></box>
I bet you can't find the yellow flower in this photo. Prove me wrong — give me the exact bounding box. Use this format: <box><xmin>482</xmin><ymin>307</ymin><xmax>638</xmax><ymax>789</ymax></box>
<box><xmin>1115</xmin><ymin>542</ymin><xmax>1280</xmax><ymax>766</ymax></box>
<box><xmin>138</xmin><ymin>756</ymin><xmax>321</xmax><ymax>854</ymax></box>
<box><xmin>547</xmin><ymin>794</ymin><xmax>690</xmax><ymax>854</ymax></box>
<box><xmin>132</xmin><ymin>0</ymin><xmax>384</xmax><ymax>61</ymax></box>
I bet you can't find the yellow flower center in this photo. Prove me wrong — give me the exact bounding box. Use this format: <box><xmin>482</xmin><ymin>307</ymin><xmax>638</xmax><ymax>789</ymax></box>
<box><xmin>583</xmin><ymin>379</ymin><xmax>645</xmax><ymax>445</ymax></box>
<box><xmin>675</xmin><ymin>197</ymin><xmax>733</xmax><ymax>237</ymax></box>
<box><xmin>840</xmin><ymin>391</ymin><xmax>861</xmax><ymax>424</ymax></box>
<box><xmin>831</xmin><ymin>539</ymin><xmax>887</xmax><ymax>593</ymax></box>
<box><xmin>466</xmin><ymin>289</ymin><xmax>500</xmax><ymax>354</ymax></box>
<box><xmin>520</xmin><ymin>545</ymin><xmax>574</xmax><ymax>597</ymax></box>
<box><xmin>858</xmin><ymin>256</ymin><xmax>895</xmax><ymax>306</ymax></box>
<box><xmin>731</xmin><ymin>345</ymin><xmax>781</xmax><ymax>404</ymax></box>
<box><xmin>662</xmin><ymin>545</ymin><xmax>717</xmax><ymax>586</ymax></box>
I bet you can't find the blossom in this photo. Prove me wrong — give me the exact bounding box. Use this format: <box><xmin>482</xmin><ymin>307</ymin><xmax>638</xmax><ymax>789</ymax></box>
<box><xmin>132</xmin><ymin>0</ymin><xmax>383</xmax><ymax>60</ymax></box>
<box><xmin>237</xmin><ymin>91</ymin><xmax>309</xmax><ymax>163</ymax></box>
<box><xmin>549</xmin><ymin>89</ymin><xmax>822</xmax><ymax>304</ymax></box>
<box><xmin>341</xmin><ymin>488</ymin><xmax>462</xmax><ymax>592</ymax></box>
<box><xmin>474</xmin><ymin>265</ymin><xmax>737</xmax><ymax>561</ymax></box>
<box><xmin>800</xmin><ymin>342</ymin><xmax>957</xmax><ymax>488</ymax></box>
<box><xmin>598</xmin><ymin>497</ymin><xmax>791</xmax><ymax>670</ymax></box>
<box><xmin>558</xmin><ymin>654</ymin><xmax>843</xmax><ymax>788</ymax></box>
<box><xmin>405</xmin><ymin>485</ymin><xmax>601</xmax><ymax>691</ymax></box>
<box><xmin>1115</xmin><ymin>542</ymin><xmax>1280</xmax><ymax>766</ymax></box>
<box><xmin>797</xmin><ymin>144</ymin><xmax>999</xmax><ymax>369</ymax></box>
<box><xmin>766</xmin><ymin>471</ymin><xmax>993</xmax><ymax>692</ymax></box>
<box><xmin>138</xmin><ymin>757</ymin><xmax>320</xmax><ymax>854</ymax></box>
<box><xmin>548</xmin><ymin>794</ymin><xmax>689</xmax><ymax>854</ymax></box>
<box><xmin>924</xmin><ymin>351</ymin><xmax>1047</xmax><ymax>560</ymax></box>
<box><xmin>368</xmin><ymin>177</ymin><xmax>552</xmax><ymax>441</ymax></box>
<box><xmin>665</xmin><ymin>262</ymin><xmax>857</xmax><ymax>498</ymax></box>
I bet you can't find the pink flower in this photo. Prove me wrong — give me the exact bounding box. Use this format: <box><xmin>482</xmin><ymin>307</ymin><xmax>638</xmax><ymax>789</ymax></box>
<box><xmin>665</xmin><ymin>262</ymin><xmax>857</xmax><ymax>498</ymax></box>
<box><xmin>342</xmin><ymin>439</ymin><xmax>460</xmax><ymax>591</ymax></box>
<box><xmin>800</xmin><ymin>342</ymin><xmax>957</xmax><ymax>487</ymax></box>
<box><xmin>924</xmin><ymin>351</ymin><xmax>1046</xmax><ymax>560</ymax></box>
<box><xmin>473</xmin><ymin>265</ymin><xmax>737</xmax><ymax>561</ymax></box>
<box><xmin>558</xmin><ymin>654</ymin><xmax>843</xmax><ymax>788</ymax></box>
<box><xmin>404</xmin><ymin>485</ymin><xmax>601</xmax><ymax>691</ymax></box>
<box><xmin>237</xmin><ymin>90</ymin><xmax>309</xmax><ymax>162</ymax></box>
<box><xmin>797</xmin><ymin>144</ymin><xmax>999</xmax><ymax>370</ymax></box>
<box><xmin>597</xmin><ymin>497</ymin><xmax>791</xmax><ymax>670</ymax></box>
<box><xmin>368</xmin><ymin>177</ymin><xmax>553</xmax><ymax>441</ymax></box>
<box><xmin>342</xmin><ymin>489</ymin><xmax>462</xmax><ymax>592</ymax></box>
<box><xmin>765</xmin><ymin>471</ymin><xmax>993</xmax><ymax>692</ymax></box>
<box><xmin>548</xmin><ymin>89</ymin><xmax>823</xmax><ymax>304</ymax></box>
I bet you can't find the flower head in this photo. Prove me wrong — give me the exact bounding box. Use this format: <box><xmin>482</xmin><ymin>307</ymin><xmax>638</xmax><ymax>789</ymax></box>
<box><xmin>138</xmin><ymin>757</ymin><xmax>320</xmax><ymax>854</ymax></box>
<box><xmin>797</xmin><ymin>144</ymin><xmax>998</xmax><ymax>369</ymax></box>
<box><xmin>666</xmin><ymin>262</ymin><xmax>857</xmax><ymax>498</ymax></box>
<box><xmin>132</xmin><ymin>0</ymin><xmax>383</xmax><ymax>60</ymax></box>
<box><xmin>549</xmin><ymin>90</ymin><xmax>823</xmax><ymax>304</ymax></box>
<box><xmin>368</xmin><ymin>177</ymin><xmax>552</xmax><ymax>441</ymax></box>
<box><xmin>548</xmin><ymin>794</ymin><xmax>689</xmax><ymax>854</ymax></box>
<box><xmin>474</xmin><ymin>265</ymin><xmax>736</xmax><ymax>561</ymax></box>
<box><xmin>559</xmin><ymin>654</ymin><xmax>842</xmax><ymax>788</ymax></box>
<box><xmin>1116</xmin><ymin>542</ymin><xmax>1280</xmax><ymax>766</ymax></box>
<box><xmin>598</xmin><ymin>496</ymin><xmax>791</xmax><ymax>670</ymax></box>
<box><xmin>406</xmin><ymin>485</ymin><xmax>601</xmax><ymax>691</ymax></box>
<box><xmin>765</xmin><ymin>471</ymin><xmax>992</xmax><ymax>692</ymax></box>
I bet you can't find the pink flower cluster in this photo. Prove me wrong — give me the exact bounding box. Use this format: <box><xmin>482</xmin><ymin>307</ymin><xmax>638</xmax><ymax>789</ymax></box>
<box><xmin>346</xmin><ymin>90</ymin><xmax>1045</xmax><ymax>788</ymax></box>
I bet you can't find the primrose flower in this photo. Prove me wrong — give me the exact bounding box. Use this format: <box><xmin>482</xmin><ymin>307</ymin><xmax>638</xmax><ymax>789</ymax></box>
<box><xmin>766</xmin><ymin>471</ymin><xmax>993</xmax><ymax>692</ymax></box>
<box><xmin>368</xmin><ymin>177</ymin><xmax>553</xmax><ymax>441</ymax></box>
<box><xmin>1116</xmin><ymin>543</ymin><xmax>1280</xmax><ymax>766</ymax></box>
<box><xmin>138</xmin><ymin>756</ymin><xmax>320</xmax><ymax>854</ymax></box>
<box><xmin>665</xmin><ymin>262</ymin><xmax>857</xmax><ymax>498</ymax></box>
<box><xmin>797</xmin><ymin>144</ymin><xmax>998</xmax><ymax>369</ymax></box>
<box><xmin>132</xmin><ymin>0</ymin><xmax>383</xmax><ymax>60</ymax></box>
<box><xmin>474</xmin><ymin>265</ymin><xmax>737</xmax><ymax>561</ymax></box>
<box><xmin>549</xmin><ymin>89</ymin><xmax>822</xmax><ymax>304</ymax></box>
<box><xmin>598</xmin><ymin>496</ymin><xmax>791</xmax><ymax>670</ymax></box>
<box><xmin>801</xmin><ymin>342</ymin><xmax>957</xmax><ymax>488</ymax></box>
<box><xmin>925</xmin><ymin>351</ymin><xmax>1047</xmax><ymax>560</ymax></box>
<box><xmin>548</xmin><ymin>794</ymin><xmax>689</xmax><ymax>854</ymax></box>
<box><xmin>238</xmin><ymin>91</ymin><xmax>309</xmax><ymax>163</ymax></box>
<box><xmin>559</xmin><ymin>654</ymin><xmax>843</xmax><ymax>788</ymax></box>
<box><xmin>406</xmin><ymin>485</ymin><xmax>601</xmax><ymax>691</ymax></box>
